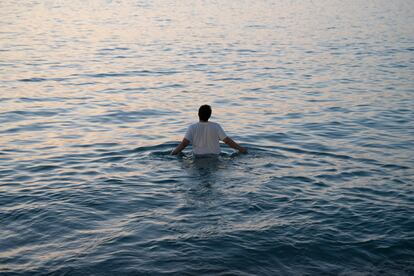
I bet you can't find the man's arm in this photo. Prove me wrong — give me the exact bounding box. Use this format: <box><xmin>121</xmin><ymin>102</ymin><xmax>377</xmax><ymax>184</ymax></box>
<box><xmin>223</xmin><ymin>137</ymin><xmax>247</xmax><ymax>153</ymax></box>
<box><xmin>171</xmin><ymin>138</ymin><xmax>190</xmax><ymax>155</ymax></box>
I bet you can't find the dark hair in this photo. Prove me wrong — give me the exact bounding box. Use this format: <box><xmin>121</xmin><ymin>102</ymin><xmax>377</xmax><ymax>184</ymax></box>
<box><xmin>198</xmin><ymin>105</ymin><xmax>212</xmax><ymax>121</ymax></box>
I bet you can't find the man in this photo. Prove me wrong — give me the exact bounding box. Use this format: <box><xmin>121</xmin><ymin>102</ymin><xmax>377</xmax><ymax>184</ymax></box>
<box><xmin>171</xmin><ymin>105</ymin><xmax>247</xmax><ymax>155</ymax></box>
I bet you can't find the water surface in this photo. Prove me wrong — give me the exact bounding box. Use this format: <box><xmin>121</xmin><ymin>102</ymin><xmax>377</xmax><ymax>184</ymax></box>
<box><xmin>1</xmin><ymin>0</ymin><xmax>414</xmax><ymax>275</ymax></box>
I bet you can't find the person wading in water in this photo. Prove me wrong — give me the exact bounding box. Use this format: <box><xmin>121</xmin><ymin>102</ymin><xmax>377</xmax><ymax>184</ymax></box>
<box><xmin>171</xmin><ymin>105</ymin><xmax>247</xmax><ymax>156</ymax></box>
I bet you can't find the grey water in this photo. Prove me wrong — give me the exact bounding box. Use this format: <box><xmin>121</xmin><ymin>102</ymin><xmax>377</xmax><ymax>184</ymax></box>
<box><xmin>1</xmin><ymin>0</ymin><xmax>414</xmax><ymax>275</ymax></box>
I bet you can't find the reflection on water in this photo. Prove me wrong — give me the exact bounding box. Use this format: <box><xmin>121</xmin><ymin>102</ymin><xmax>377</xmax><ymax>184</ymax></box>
<box><xmin>181</xmin><ymin>155</ymin><xmax>222</xmax><ymax>209</ymax></box>
<box><xmin>188</xmin><ymin>154</ymin><xmax>220</xmax><ymax>178</ymax></box>
<box><xmin>1</xmin><ymin>0</ymin><xmax>414</xmax><ymax>275</ymax></box>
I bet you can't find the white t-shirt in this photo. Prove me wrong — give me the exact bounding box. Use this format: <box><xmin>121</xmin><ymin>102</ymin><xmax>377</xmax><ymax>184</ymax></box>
<box><xmin>184</xmin><ymin>121</ymin><xmax>227</xmax><ymax>155</ymax></box>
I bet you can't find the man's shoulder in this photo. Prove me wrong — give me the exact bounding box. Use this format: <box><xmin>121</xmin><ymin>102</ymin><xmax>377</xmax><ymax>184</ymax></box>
<box><xmin>188</xmin><ymin>121</ymin><xmax>222</xmax><ymax>129</ymax></box>
<box><xmin>187</xmin><ymin>122</ymin><xmax>199</xmax><ymax>131</ymax></box>
<box><xmin>208</xmin><ymin>121</ymin><xmax>221</xmax><ymax>127</ymax></box>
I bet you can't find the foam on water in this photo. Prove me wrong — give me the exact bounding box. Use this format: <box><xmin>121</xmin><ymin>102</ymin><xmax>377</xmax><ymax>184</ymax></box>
<box><xmin>1</xmin><ymin>0</ymin><xmax>414</xmax><ymax>275</ymax></box>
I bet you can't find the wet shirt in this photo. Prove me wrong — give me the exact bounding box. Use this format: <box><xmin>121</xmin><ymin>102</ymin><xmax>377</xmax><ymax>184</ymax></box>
<box><xmin>184</xmin><ymin>121</ymin><xmax>227</xmax><ymax>155</ymax></box>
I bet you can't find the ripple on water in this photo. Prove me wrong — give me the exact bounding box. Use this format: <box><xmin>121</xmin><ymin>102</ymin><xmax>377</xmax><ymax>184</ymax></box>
<box><xmin>1</xmin><ymin>0</ymin><xmax>414</xmax><ymax>274</ymax></box>
<box><xmin>87</xmin><ymin>109</ymin><xmax>174</xmax><ymax>124</ymax></box>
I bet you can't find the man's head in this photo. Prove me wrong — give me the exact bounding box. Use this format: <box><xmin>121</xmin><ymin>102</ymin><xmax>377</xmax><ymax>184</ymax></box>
<box><xmin>198</xmin><ymin>105</ymin><xmax>212</xmax><ymax>122</ymax></box>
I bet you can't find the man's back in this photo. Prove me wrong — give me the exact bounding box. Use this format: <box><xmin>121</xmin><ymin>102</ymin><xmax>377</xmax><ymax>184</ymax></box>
<box><xmin>185</xmin><ymin>121</ymin><xmax>227</xmax><ymax>155</ymax></box>
<box><xmin>171</xmin><ymin>105</ymin><xmax>246</xmax><ymax>155</ymax></box>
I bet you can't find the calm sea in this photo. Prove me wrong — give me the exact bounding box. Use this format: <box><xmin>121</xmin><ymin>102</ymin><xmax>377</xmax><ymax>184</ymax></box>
<box><xmin>1</xmin><ymin>0</ymin><xmax>413</xmax><ymax>275</ymax></box>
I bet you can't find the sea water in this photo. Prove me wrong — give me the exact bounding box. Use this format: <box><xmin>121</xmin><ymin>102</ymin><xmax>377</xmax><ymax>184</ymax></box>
<box><xmin>1</xmin><ymin>0</ymin><xmax>413</xmax><ymax>274</ymax></box>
